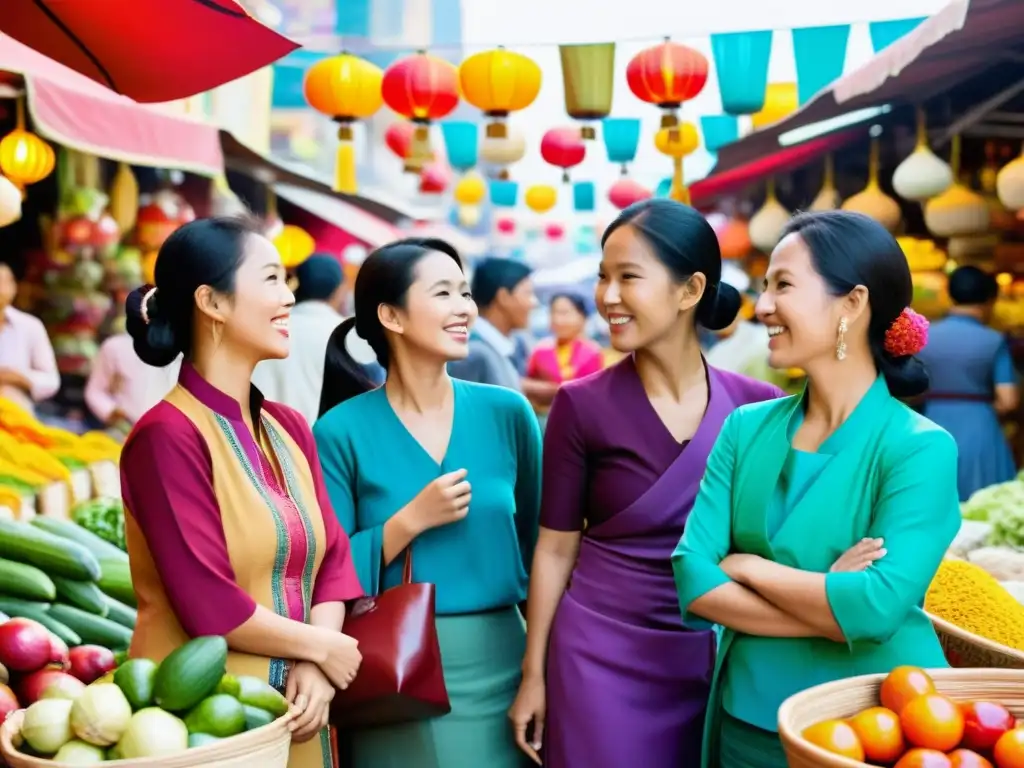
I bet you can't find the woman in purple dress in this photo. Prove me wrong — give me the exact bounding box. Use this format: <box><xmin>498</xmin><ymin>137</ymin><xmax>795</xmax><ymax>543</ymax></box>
<box><xmin>509</xmin><ymin>200</ymin><xmax>783</xmax><ymax>767</ymax></box>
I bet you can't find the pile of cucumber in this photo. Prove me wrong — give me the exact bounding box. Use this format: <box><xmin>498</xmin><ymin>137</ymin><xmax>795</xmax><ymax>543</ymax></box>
<box><xmin>0</xmin><ymin>517</ymin><xmax>135</xmax><ymax>650</ymax></box>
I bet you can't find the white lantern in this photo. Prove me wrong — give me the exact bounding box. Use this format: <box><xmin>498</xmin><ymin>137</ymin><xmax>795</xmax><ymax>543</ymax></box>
<box><xmin>0</xmin><ymin>174</ymin><xmax>22</xmax><ymax>227</ymax></box>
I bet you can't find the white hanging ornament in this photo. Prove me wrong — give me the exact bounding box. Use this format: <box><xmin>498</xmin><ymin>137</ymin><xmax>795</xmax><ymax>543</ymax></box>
<box><xmin>0</xmin><ymin>174</ymin><xmax>22</xmax><ymax>227</ymax></box>
<box><xmin>892</xmin><ymin>109</ymin><xmax>953</xmax><ymax>202</ymax></box>
<box><xmin>997</xmin><ymin>143</ymin><xmax>1024</xmax><ymax>211</ymax></box>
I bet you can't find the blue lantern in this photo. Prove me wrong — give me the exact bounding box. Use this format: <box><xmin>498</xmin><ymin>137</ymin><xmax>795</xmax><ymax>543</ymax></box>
<box><xmin>700</xmin><ymin>115</ymin><xmax>740</xmax><ymax>153</ymax></box>
<box><xmin>711</xmin><ymin>30</ymin><xmax>772</xmax><ymax>115</ymax></box>
<box><xmin>869</xmin><ymin>17</ymin><xmax>926</xmax><ymax>53</ymax></box>
<box><xmin>573</xmin><ymin>181</ymin><xmax>596</xmax><ymax>212</ymax></box>
<box><xmin>489</xmin><ymin>179</ymin><xmax>519</xmax><ymax>208</ymax></box>
<box><xmin>792</xmin><ymin>25</ymin><xmax>851</xmax><ymax>105</ymax></box>
<box><xmin>441</xmin><ymin>121</ymin><xmax>479</xmax><ymax>174</ymax></box>
<box><xmin>655</xmin><ymin>177</ymin><xmax>672</xmax><ymax>198</ymax></box>
<box><xmin>602</xmin><ymin>118</ymin><xmax>641</xmax><ymax>173</ymax></box>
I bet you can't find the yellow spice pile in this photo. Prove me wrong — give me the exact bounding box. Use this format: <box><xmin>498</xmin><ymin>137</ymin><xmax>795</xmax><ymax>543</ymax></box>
<box><xmin>925</xmin><ymin>558</ymin><xmax>1024</xmax><ymax>652</ymax></box>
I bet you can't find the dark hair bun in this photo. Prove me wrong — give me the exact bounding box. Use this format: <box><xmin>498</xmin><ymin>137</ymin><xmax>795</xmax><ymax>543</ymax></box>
<box><xmin>877</xmin><ymin>352</ymin><xmax>929</xmax><ymax>399</ymax></box>
<box><xmin>125</xmin><ymin>285</ymin><xmax>182</xmax><ymax>368</ymax></box>
<box><xmin>697</xmin><ymin>282</ymin><xmax>742</xmax><ymax>331</ymax></box>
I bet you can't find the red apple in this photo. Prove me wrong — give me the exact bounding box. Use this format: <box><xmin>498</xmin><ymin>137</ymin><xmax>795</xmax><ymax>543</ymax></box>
<box><xmin>962</xmin><ymin>700</ymin><xmax>1015</xmax><ymax>751</ymax></box>
<box><xmin>0</xmin><ymin>618</ymin><xmax>53</xmax><ymax>672</ymax></box>
<box><xmin>67</xmin><ymin>645</ymin><xmax>116</xmax><ymax>684</ymax></box>
<box><xmin>0</xmin><ymin>683</ymin><xmax>18</xmax><ymax>726</ymax></box>
<box><xmin>17</xmin><ymin>669</ymin><xmax>84</xmax><ymax>704</ymax></box>
<box><xmin>47</xmin><ymin>634</ymin><xmax>70</xmax><ymax>670</ymax></box>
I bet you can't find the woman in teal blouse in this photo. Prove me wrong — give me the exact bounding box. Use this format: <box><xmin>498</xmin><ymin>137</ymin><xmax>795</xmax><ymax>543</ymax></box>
<box><xmin>314</xmin><ymin>238</ymin><xmax>541</xmax><ymax>768</ymax></box>
<box><xmin>672</xmin><ymin>211</ymin><xmax>961</xmax><ymax>768</ymax></box>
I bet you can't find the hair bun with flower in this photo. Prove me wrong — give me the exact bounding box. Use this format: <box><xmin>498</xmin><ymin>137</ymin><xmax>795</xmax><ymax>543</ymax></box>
<box><xmin>884</xmin><ymin>307</ymin><xmax>929</xmax><ymax>357</ymax></box>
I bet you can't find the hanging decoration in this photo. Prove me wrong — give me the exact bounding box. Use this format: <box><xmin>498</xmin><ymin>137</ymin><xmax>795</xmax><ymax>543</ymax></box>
<box><xmin>490</xmin><ymin>179</ymin><xmax>519</xmax><ymax>208</ymax></box>
<box><xmin>655</xmin><ymin>177</ymin><xmax>672</xmax><ymax>198</ymax></box>
<box><xmin>496</xmin><ymin>217</ymin><xmax>517</xmax><ymax>235</ymax></box>
<box><xmin>602</xmin><ymin>118</ymin><xmax>641</xmax><ymax>175</ymax></box>
<box><xmin>791</xmin><ymin>25</ymin><xmax>851</xmax><ymax>106</ymax></box>
<box><xmin>457</xmin><ymin>206</ymin><xmax>483</xmax><ymax>228</ymax></box>
<box><xmin>749</xmin><ymin>179</ymin><xmax>791</xmax><ymax>253</ymax></box>
<box><xmin>0</xmin><ymin>175</ymin><xmax>21</xmax><ymax>227</ymax></box>
<box><xmin>654</xmin><ymin>122</ymin><xmax>699</xmax><ymax>204</ymax></box>
<box><xmin>608</xmin><ymin>178</ymin><xmax>652</xmax><ymax>210</ymax></box>
<box><xmin>381</xmin><ymin>51</ymin><xmax>460</xmax><ymax>172</ymax></box>
<box><xmin>573</xmin><ymin>181</ymin><xmax>596</xmax><ymax>212</ymax></box>
<box><xmin>525</xmin><ymin>184</ymin><xmax>558</xmax><ymax>214</ymax></box>
<box><xmin>626</xmin><ymin>38</ymin><xmax>708</xmax><ymax>129</ymax></box>
<box><xmin>869</xmin><ymin>17</ymin><xmax>926</xmax><ymax>53</ymax></box>
<box><xmin>809</xmin><ymin>155</ymin><xmax>841</xmax><ymax>212</ymax></box>
<box><xmin>0</xmin><ymin>99</ymin><xmax>55</xmax><ymax>196</ymax></box>
<box><xmin>750</xmin><ymin>83</ymin><xmax>798</xmax><ymax>130</ymax></box>
<box><xmin>891</xmin><ymin>109</ymin><xmax>953</xmax><ymax>202</ymax></box>
<box><xmin>303</xmin><ymin>52</ymin><xmax>384</xmax><ymax>193</ymax></box>
<box><xmin>441</xmin><ymin>121</ymin><xmax>479</xmax><ymax>175</ymax></box>
<box><xmin>700</xmin><ymin>116</ymin><xmax>740</xmax><ymax>153</ymax></box>
<box><xmin>458</xmin><ymin>47</ymin><xmax>541</xmax><ymax>138</ymax></box>
<box><xmin>718</xmin><ymin>216</ymin><xmax>752</xmax><ymax>260</ymax></box>
<box><xmin>559</xmin><ymin>43</ymin><xmax>616</xmax><ymax>140</ymax></box>
<box><xmin>980</xmin><ymin>142</ymin><xmax>1015</xmax><ymax>232</ymax></box>
<box><xmin>842</xmin><ymin>139</ymin><xmax>902</xmax><ymax>233</ymax></box>
<box><xmin>480</xmin><ymin>130</ymin><xmax>527</xmax><ymax>180</ymax></box>
<box><xmin>710</xmin><ymin>31</ymin><xmax>772</xmax><ymax>115</ymax></box>
<box><xmin>996</xmin><ymin>143</ymin><xmax>1024</xmax><ymax>212</ymax></box>
<box><xmin>273</xmin><ymin>225</ymin><xmax>316</xmax><ymax>269</ymax></box>
<box><xmin>419</xmin><ymin>162</ymin><xmax>452</xmax><ymax>195</ymax></box>
<box><xmin>541</xmin><ymin>127</ymin><xmax>586</xmax><ymax>183</ymax></box>
<box><xmin>545</xmin><ymin>223</ymin><xmax>566</xmax><ymax>241</ymax></box>
<box><xmin>924</xmin><ymin>135</ymin><xmax>989</xmax><ymax>238</ymax></box>
<box><xmin>384</xmin><ymin>121</ymin><xmax>417</xmax><ymax>171</ymax></box>
<box><xmin>108</xmin><ymin>163</ymin><xmax>139</xmax><ymax>234</ymax></box>
<box><xmin>454</xmin><ymin>174</ymin><xmax>487</xmax><ymax>206</ymax></box>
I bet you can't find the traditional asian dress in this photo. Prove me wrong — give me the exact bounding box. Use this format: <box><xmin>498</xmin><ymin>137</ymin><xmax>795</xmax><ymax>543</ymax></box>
<box><xmin>120</xmin><ymin>364</ymin><xmax>364</xmax><ymax>768</ymax></box>
<box><xmin>313</xmin><ymin>378</ymin><xmax>542</xmax><ymax>768</ymax></box>
<box><xmin>673</xmin><ymin>377</ymin><xmax>961</xmax><ymax>767</ymax></box>
<box><xmin>526</xmin><ymin>337</ymin><xmax>604</xmax><ymax>384</ymax></box>
<box><xmin>539</xmin><ymin>357</ymin><xmax>782</xmax><ymax>768</ymax></box>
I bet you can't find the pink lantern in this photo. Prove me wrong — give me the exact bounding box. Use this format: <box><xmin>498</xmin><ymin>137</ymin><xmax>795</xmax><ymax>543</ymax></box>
<box><xmin>541</xmin><ymin>127</ymin><xmax>586</xmax><ymax>183</ymax></box>
<box><xmin>496</xmin><ymin>217</ymin><xmax>516</xmax><ymax>235</ymax></box>
<box><xmin>545</xmin><ymin>223</ymin><xmax>565</xmax><ymax>240</ymax></box>
<box><xmin>419</xmin><ymin>161</ymin><xmax>452</xmax><ymax>195</ymax></box>
<box><xmin>607</xmin><ymin>178</ymin><xmax>652</xmax><ymax>210</ymax></box>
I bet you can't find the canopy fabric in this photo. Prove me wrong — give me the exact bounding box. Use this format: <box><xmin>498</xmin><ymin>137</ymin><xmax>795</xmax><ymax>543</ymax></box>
<box><xmin>1</xmin><ymin>32</ymin><xmax>223</xmax><ymax>175</ymax></box>
<box><xmin>274</xmin><ymin>183</ymin><xmax>401</xmax><ymax>248</ymax></box>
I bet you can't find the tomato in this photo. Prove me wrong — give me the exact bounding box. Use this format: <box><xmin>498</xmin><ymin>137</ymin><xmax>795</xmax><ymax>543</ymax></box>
<box><xmin>894</xmin><ymin>748</ymin><xmax>952</xmax><ymax>768</ymax></box>
<box><xmin>801</xmin><ymin>719</ymin><xmax>865</xmax><ymax>761</ymax></box>
<box><xmin>881</xmin><ymin>666</ymin><xmax>937</xmax><ymax>714</ymax></box>
<box><xmin>849</xmin><ymin>706</ymin><xmax>905</xmax><ymax>764</ymax></box>
<box><xmin>900</xmin><ymin>694</ymin><xmax>965</xmax><ymax>752</ymax></box>
<box><xmin>962</xmin><ymin>701</ymin><xmax>1015</xmax><ymax>752</ymax></box>
<box><xmin>948</xmin><ymin>748</ymin><xmax>994</xmax><ymax>768</ymax></box>
<box><xmin>994</xmin><ymin>727</ymin><xmax>1024</xmax><ymax>768</ymax></box>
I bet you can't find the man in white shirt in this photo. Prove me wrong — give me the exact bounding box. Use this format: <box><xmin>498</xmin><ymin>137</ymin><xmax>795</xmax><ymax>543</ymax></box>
<box><xmin>253</xmin><ymin>254</ymin><xmax>379</xmax><ymax>424</ymax></box>
<box><xmin>0</xmin><ymin>257</ymin><xmax>59</xmax><ymax>415</ymax></box>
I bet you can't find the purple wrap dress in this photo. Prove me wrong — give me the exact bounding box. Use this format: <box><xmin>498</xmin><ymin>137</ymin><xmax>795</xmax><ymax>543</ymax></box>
<box><xmin>540</xmin><ymin>356</ymin><xmax>781</xmax><ymax>768</ymax></box>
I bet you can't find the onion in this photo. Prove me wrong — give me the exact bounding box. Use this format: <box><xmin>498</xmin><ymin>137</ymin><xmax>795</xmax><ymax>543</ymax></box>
<box><xmin>20</xmin><ymin>669</ymin><xmax>85</xmax><ymax>704</ymax></box>
<box><xmin>21</xmin><ymin>697</ymin><xmax>74</xmax><ymax>755</ymax></box>
<box><xmin>68</xmin><ymin>646</ymin><xmax>116</xmax><ymax>684</ymax></box>
<box><xmin>0</xmin><ymin>618</ymin><xmax>53</xmax><ymax>672</ymax></box>
<box><xmin>70</xmin><ymin>683</ymin><xmax>132</xmax><ymax>746</ymax></box>
<box><xmin>53</xmin><ymin>739</ymin><xmax>106</xmax><ymax>764</ymax></box>
<box><xmin>118</xmin><ymin>707</ymin><xmax>189</xmax><ymax>758</ymax></box>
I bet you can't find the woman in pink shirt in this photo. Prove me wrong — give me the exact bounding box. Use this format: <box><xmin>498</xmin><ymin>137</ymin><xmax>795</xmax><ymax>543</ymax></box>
<box><xmin>526</xmin><ymin>292</ymin><xmax>604</xmax><ymax>385</ymax></box>
<box><xmin>0</xmin><ymin>258</ymin><xmax>59</xmax><ymax>415</ymax></box>
<box><xmin>85</xmin><ymin>332</ymin><xmax>180</xmax><ymax>432</ymax></box>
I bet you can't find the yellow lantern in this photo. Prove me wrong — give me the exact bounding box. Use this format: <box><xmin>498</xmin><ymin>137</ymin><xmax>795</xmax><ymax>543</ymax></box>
<box><xmin>524</xmin><ymin>184</ymin><xmax>557</xmax><ymax>214</ymax></box>
<box><xmin>453</xmin><ymin>173</ymin><xmax>486</xmax><ymax>206</ymax></box>
<box><xmin>480</xmin><ymin>131</ymin><xmax>527</xmax><ymax>180</ymax></box>
<box><xmin>0</xmin><ymin>99</ymin><xmax>55</xmax><ymax>196</ymax></box>
<box><xmin>273</xmin><ymin>225</ymin><xmax>316</xmax><ymax>269</ymax></box>
<box><xmin>654</xmin><ymin>123</ymin><xmax>699</xmax><ymax>205</ymax></box>
<box><xmin>303</xmin><ymin>53</ymin><xmax>384</xmax><ymax>194</ymax></box>
<box><xmin>458</xmin><ymin>47</ymin><xmax>542</xmax><ymax>139</ymax></box>
<box><xmin>751</xmin><ymin>83</ymin><xmax>798</xmax><ymax>130</ymax></box>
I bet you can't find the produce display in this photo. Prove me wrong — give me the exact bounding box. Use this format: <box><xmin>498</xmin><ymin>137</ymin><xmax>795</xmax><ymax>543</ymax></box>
<box><xmin>1</xmin><ymin>628</ymin><xmax>290</xmax><ymax>763</ymax></box>
<box><xmin>802</xmin><ymin>666</ymin><xmax>1024</xmax><ymax>767</ymax></box>
<box><xmin>961</xmin><ymin>475</ymin><xmax>1024</xmax><ymax>549</ymax></box>
<box><xmin>925</xmin><ymin>559</ymin><xmax>1024</xmax><ymax>652</ymax></box>
<box><xmin>72</xmin><ymin>499</ymin><xmax>126</xmax><ymax>553</ymax></box>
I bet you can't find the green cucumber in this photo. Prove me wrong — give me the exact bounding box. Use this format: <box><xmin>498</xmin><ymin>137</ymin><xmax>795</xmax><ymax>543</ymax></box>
<box><xmin>46</xmin><ymin>603</ymin><xmax>132</xmax><ymax>649</ymax></box>
<box><xmin>0</xmin><ymin>519</ymin><xmax>101</xmax><ymax>580</ymax></box>
<box><xmin>50</xmin><ymin>576</ymin><xmax>109</xmax><ymax>616</ymax></box>
<box><xmin>0</xmin><ymin>558</ymin><xmax>56</xmax><ymax>601</ymax></box>
<box><xmin>100</xmin><ymin>594</ymin><xmax>137</xmax><ymax>628</ymax></box>
<box><xmin>242</xmin><ymin>704</ymin><xmax>275</xmax><ymax>731</ymax></box>
<box><xmin>30</xmin><ymin>516</ymin><xmax>129</xmax><ymax>563</ymax></box>
<box><xmin>0</xmin><ymin>597</ymin><xmax>81</xmax><ymax>645</ymax></box>
<box><xmin>153</xmin><ymin>636</ymin><xmax>228</xmax><ymax>712</ymax></box>
<box><xmin>97</xmin><ymin>557</ymin><xmax>135</xmax><ymax>607</ymax></box>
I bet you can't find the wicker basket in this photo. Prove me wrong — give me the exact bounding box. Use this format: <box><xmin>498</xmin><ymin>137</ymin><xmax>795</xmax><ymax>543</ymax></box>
<box><xmin>0</xmin><ymin>709</ymin><xmax>293</xmax><ymax>768</ymax></box>
<box><xmin>929</xmin><ymin>612</ymin><xmax>1024</xmax><ymax>669</ymax></box>
<box><xmin>779</xmin><ymin>667</ymin><xmax>1024</xmax><ymax>768</ymax></box>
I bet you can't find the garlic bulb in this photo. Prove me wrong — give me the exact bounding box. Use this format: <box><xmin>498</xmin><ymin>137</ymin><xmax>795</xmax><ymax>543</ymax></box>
<box><xmin>749</xmin><ymin>179</ymin><xmax>791</xmax><ymax>253</ymax></box>
<box><xmin>842</xmin><ymin>140</ymin><xmax>902</xmax><ymax>233</ymax></box>
<box><xmin>997</xmin><ymin>143</ymin><xmax>1024</xmax><ymax>211</ymax></box>
<box><xmin>809</xmin><ymin>155</ymin><xmax>841</xmax><ymax>212</ymax></box>
<box><xmin>892</xmin><ymin>110</ymin><xmax>952</xmax><ymax>202</ymax></box>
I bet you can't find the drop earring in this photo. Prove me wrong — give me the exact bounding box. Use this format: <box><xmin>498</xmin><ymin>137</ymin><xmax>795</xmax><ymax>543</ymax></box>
<box><xmin>836</xmin><ymin>317</ymin><xmax>848</xmax><ymax>361</ymax></box>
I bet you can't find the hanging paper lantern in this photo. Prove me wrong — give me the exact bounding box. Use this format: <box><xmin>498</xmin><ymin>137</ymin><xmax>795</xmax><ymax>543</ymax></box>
<box><xmin>136</xmin><ymin>203</ymin><xmax>177</xmax><ymax>251</ymax></box>
<box><xmin>559</xmin><ymin>43</ymin><xmax>616</xmax><ymax>139</ymax></box>
<box><xmin>457</xmin><ymin>205</ymin><xmax>482</xmax><ymax>228</ymax></box>
<box><xmin>573</xmin><ymin>181</ymin><xmax>596</xmax><ymax>212</ymax></box>
<box><xmin>496</xmin><ymin>217</ymin><xmax>516</xmax><ymax>235</ymax></box>
<box><xmin>381</xmin><ymin>52</ymin><xmax>460</xmax><ymax>172</ymax></box>
<box><xmin>490</xmin><ymin>179</ymin><xmax>519</xmax><ymax>208</ymax></box>
<box><xmin>892</xmin><ymin>109</ymin><xmax>953</xmax><ymax>203</ymax></box>
<box><xmin>440</xmin><ymin>121</ymin><xmax>479</xmax><ymax>174</ymax></box>
<box><xmin>718</xmin><ymin>217</ymin><xmax>752</xmax><ymax>260</ymax></box>
<box><xmin>525</xmin><ymin>184</ymin><xmax>557</xmax><ymax>214</ymax></box>
<box><xmin>654</xmin><ymin>123</ymin><xmax>699</xmax><ymax>204</ymax></box>
<box><xmin>608</xmin><ymin>178</ymin><xmax>652</xmax><ymax>210</ymax></box>
<box><xmin>700</xmin><ymin>115</ymin><xmax>740</xmax><ymax>153</ymax></box>
<box><xmin>453</xmin><ymin>173</ymin><xmax>486</xmax><ymax>206</ymax></box>
<box><xmin>0</xmin><ymin>100</ymin><xmax>55</xmax><ymax>195</ymax></box>
<box><xmin>384</xmin><ymin>121</ymin><xmax>417</xmax><ymax>171</ymax></box>
<box><xmin>749</xmin><ymin>180</ymin><xmax>791</xmax><ymax>253</ymax></box>
<box><xmin>710</xmin><ymin>31</ymin><xmax>772</xmax><ymax>115</ymax></box>
<box><xmin>843</xmin><ymin>140</ymin><xmax>902</xmax><ymax>233</ymax></box>
<box><xmin>810</xmin><ymin>155</ymin><xmax>842</xmax><ymax>212</ymax></box>
<box><xmin>458</xmin><ymin>47</ymin><xmax>541</xmax><ymax>138</ymax></box>
<box><xmin>751</xmin><ymin>83</ymin><xmax>798</xmax><ymax>130</ymax></box>
<box><xmin>541</xmin><ymin>127</ymin><xmax>586</xmax><ymax>183</ymax></box>
<box><xmin>303</xmin><ymin>53</ymin><xmax>384</xmax><ymax>193</ymax></box>
<box><xmin>997</xmin><ymin>143</ymin><xmax>1024</xmax><ymax>211</ymax></box>
<box><xmin>869</xmin><ymin>17</ymin><xmax>926</xmax><ymax>53</ymax></box>
<box><xmin>419</xmin><ymin>162</ymin><xmax>451</xmax><ymax>195</ymax></box>
<box><xmin>273</xmin><ymin>224</ymin><xmax>316</xmax><ymax>269</ymax></box>
<box><xmin>545</xmin><ymin>223</ymin><xmax>565</xmax><ymax>241</ymax></box>
<box><xmin>479</xmin><ymin>130</ymin><xmax>527</xmax><ymax>179</ymax></box>
<box><xmin>626</xmin><ymin>39</ymin><xmax>708</xmax><ymax>128</ymax></box>
<box><xmin>0</xmin><ymin>175</ymin><xmax>21</xmax><ymax>227</ymax></box>
<box><xmin>924</xmin><ymin>136</ymin><xmax>989</xmax><ymax>238</ymax></box>
<box><xmin>602</xmin><ymin>118</ymin><xmax>641</xmax><ymax>175</ymax></box>
<box><xmin>792</xmin><ymin>25</ymin><xmax>851</xmax><ymax>106</ymax></box>
<box><xmin>108</xmin><ymin>162</ymin><xmax>139</xmax><ymax>234</ymax></box>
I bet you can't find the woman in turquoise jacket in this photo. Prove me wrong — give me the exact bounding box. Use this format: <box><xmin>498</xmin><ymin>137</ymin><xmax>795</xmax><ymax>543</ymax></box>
<box><xmin>673</xmin><ymin>210</ymin><xmax>961</xmax><ymax>768</ymax></box>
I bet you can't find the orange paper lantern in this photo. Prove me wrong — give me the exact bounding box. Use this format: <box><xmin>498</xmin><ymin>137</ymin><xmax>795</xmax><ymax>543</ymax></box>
<box><xmin>458</xmin><ymin>47</ymin><xmax>541</xmax><ymax>138</ymax></box>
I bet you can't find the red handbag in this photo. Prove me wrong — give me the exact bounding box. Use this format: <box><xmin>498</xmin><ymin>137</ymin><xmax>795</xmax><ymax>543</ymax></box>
<box><xmin>330</xmin><ymin>549</ymin><xmax>450</xmax><ymax>728</ymax></box>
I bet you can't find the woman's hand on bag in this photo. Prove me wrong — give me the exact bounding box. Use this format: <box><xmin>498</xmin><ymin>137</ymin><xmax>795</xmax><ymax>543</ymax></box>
<box><xmin>509</xmin><ymin>674</ymin><xmax>545</xmax><ymax>766</ymax></box>
<box><xmin>286</xmin><ymin>661</ymin><xmax>335</xmax><ymax>742</ymax></box>
<box><xmin>403</xmin><ymin>468</ymin><xmax>472</xmax><ymax>534</ymax></box>
<box><xmin>830</xmin><ymin>538</ymin><xmax>886</xmax><ymax>573</ymax></box>
<box><xmin>318</xmin><ymin>631</ymin><xmax>362</xmax><ymax>691</ymax></box>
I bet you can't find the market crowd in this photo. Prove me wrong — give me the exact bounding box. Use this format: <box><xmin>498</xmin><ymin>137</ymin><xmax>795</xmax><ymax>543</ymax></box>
<box><xmin>1</xmin><ymin>199</ymin><xmax>1015</xmax><ymax>768</ymax></box>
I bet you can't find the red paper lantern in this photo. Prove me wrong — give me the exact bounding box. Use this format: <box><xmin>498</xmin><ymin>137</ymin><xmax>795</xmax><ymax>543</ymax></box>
<box><xmin>608</xmin><ymin>178</ymin><xmax>652</xmax><ymax>210</ymax></box>
<box><xmin>419</xmin><ymin>162</ymin><xmax>452</xmax><ymax>195</ymax></box>
<box><xmin>496</xmin><ymin>217</ymin><xmax>516</xmax><ymax>235</ymax></box>
<box><xmin>541</xmin><ymin>127</ymin><xmax>586</xmax><ymax>183</ymax></box>
<box><xmin>626</xmin><ymin>39</ymin><xmax>709</xmax><ymax>127</ymax></box>
<box><xmin>382</xmin><ymin>53</ymin><xmax>460</xmax><ymax>171</ymax></box>
<box><xmin>545</xmin><ymin>223</ymin><xmax>565</xmax><ymax>240</ymax></box>
<box><xmin>385</xmin><ymin>122</ymin><xmax>415</xmax><ymax>161</ymax></box>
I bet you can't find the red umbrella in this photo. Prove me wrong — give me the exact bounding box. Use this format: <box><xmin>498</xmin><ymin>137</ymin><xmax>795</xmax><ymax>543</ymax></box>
<box><xmin>1</xmin><ymin>0</ymin><xmax>298</xmax><ymax>103</ymax></box>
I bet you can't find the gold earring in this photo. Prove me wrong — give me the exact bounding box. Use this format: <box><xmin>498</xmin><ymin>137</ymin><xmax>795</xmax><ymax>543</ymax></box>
<box><xmin>836</xmin><ymin>317</ymin><xmax>848</xmax><ymax>361</ymax></box>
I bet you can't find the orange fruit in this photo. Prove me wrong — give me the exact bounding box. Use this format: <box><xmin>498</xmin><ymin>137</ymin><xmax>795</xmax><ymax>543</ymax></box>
<box><xmin>948</xmin><ymin>749</ymin><xmax>993</xmax><ymax>768</ymax></box>
<box><xmin>849</xmin><ymin>706</ymin><xmax>905</xmax><ymax>764</ymax></box>
<box><xmin>802</xmin><ymin>719</ymin><xmax>865</xmax><ymax>761</ymax></box>
<box><xmin>881</xmin><ymin>666</ymin><xmax>937</xmax><ymax>714</ymax></box>
<box><xmin>994</xmin><ymin>727</ymin><xmax>1024</xmax><ymax>768</ymax></box>
<box><xmin>900</xmin><ymin>694</ymin><xmax>964</xmax><ymax>751</ymax></box>
<box><xmin>894</xmin><ymin>749</ymin><xmax>952</xmax><ymax>768</ymax></box>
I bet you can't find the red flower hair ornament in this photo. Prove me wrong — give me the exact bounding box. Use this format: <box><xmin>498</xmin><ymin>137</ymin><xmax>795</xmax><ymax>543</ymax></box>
<box><xmin>884</xmin><ymin>307</ymin><xmax>929</xmax><ymax>357</ymax></box>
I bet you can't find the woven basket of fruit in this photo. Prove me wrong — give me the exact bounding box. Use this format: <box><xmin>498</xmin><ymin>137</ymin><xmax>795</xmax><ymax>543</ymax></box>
<box><xmin>931</xmin><ymin>614</ymin><xmax>1024</xmax><ymax>670</ymax></box>
<box><xmin>778</xmin><ymin>667</ymin><xmax>1024</xmax><ymax>768</ymax></box>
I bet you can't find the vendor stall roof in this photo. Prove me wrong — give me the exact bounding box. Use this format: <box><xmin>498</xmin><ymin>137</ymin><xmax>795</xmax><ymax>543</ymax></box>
<box><xmin>273</xmin><ymin>183</ymin><xmax>401</xmax><ymax>248</ymax></box>
<box><xmin>0</xmin><ymin>32</ymin><xmax>223</xmax><ymax>175</ymax></box>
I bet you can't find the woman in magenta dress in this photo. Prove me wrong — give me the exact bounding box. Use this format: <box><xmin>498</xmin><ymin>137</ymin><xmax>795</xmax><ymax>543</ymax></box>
<box><xmin>508</xmin><ymin>200</ymin><xmax>783</xmax><ymax>768</ymax></box>
<box><xmin>526</xmin><ymin>292</ymin><xmax>604</xmax><ymax>385</ymax></box>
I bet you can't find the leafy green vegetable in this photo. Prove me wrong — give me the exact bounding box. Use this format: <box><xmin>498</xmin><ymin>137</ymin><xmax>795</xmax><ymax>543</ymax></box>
<box><xmin>72</xmin><ymin>497</ymin><xmax>126</xmax><ymax>551</ymax></box>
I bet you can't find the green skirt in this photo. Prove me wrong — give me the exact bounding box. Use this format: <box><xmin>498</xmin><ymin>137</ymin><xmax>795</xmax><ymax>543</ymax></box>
<box><xmin>719</xmin><ymin>711</ymin><xmax>789</xmax><ymax>768</ymax></box>
<box><xmin>349</xmin><ymin>607</ymin><xmax>530</xmax><ymax>768</ymax></box>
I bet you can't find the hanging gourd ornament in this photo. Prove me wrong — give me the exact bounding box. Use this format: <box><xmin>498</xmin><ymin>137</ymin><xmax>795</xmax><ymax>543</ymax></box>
<box><xmin>891</xmin><ymin>109</ymin><xmax>953</xmax><ymax>202</ymax></box>
<box><xmin>810</xmin><ymin>155</ymin><xmax>841</xmax><ymax>211</ymax></box>
<box><xmin>749</xmin><ymin>179</ymin><xmax>791</xmax><ymax>253</ymax></box>
<box><xmin>997</xmin><ymin>142</ymin><xmax>1024</xmax><ymax>211</ymax></box>
<box><xmin>842</xmin><ymin>139</ymin><xmax>902</xmax><ymax>233</ymax></box>
<box><xmin>924</xmin><ymin>135</ymin><xmax>989</xmax><ymax>238</ymax></box>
